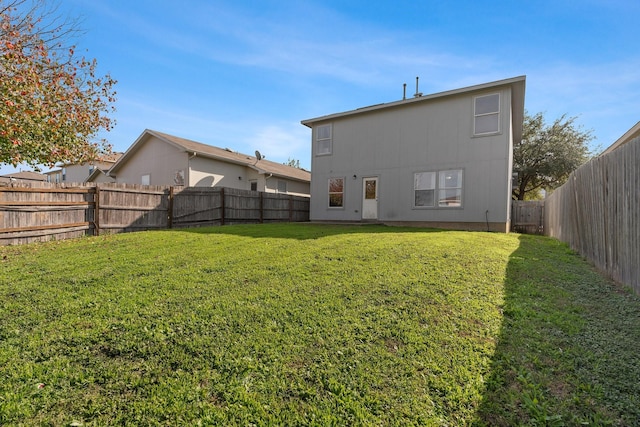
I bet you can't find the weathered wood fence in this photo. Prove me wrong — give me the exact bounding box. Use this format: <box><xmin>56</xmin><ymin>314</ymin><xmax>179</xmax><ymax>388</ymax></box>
<box><xmin>0</xmin><ymin>183</ymin><xmax>310</xmax><ymax>245</ymax></box>
<box><xmin>511</xmin><ymin>200</ymin><xmax>544</xmax><ymax>234</ymax></box>
<box><xmin>545</xmin><ymin>136</ymin><xmax>640</xmax><ymax>294</ymax></box>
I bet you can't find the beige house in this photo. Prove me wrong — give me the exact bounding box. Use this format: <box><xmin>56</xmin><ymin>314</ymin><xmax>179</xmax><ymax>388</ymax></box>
<box><xmin>0</xmin><ymin>171</ymin><xmax>48</xmax><ymax>186</ymax></box>
<box><xmin>45</xmin><ymin>153</ymin><xmax>122</xmax><ymax>184</ymax></box>
<box><xmin>102</xmin><ymin>129</ymin><xmax>310</xmax><ymax>196</ymax></box>
<box><xmin>301</xmin><ymin>76</ymin><xmax>526</xmax><ymax>231</ymax></box>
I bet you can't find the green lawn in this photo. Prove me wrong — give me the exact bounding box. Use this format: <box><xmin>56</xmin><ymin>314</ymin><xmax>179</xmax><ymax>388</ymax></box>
<box><xmin>1</xmin><ymin>224</ymin><xmax>639</xmax><ymax>426</ymax></box>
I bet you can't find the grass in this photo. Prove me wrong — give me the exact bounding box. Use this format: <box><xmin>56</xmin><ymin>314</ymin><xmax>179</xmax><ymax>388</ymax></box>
<box><xmin>0</xmin><ymin>223</ymin><xmax>639</xmax><ymax>426</ymax></box>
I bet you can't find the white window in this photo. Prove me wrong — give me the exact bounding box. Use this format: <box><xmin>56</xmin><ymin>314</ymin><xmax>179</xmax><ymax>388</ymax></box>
<box><xmin>277</xmin><ymin>180</ymin><xmax>287</xmax><ymax>193</ymax></box>
<box><xmin>474</xmin><ymin>93</ymin><xmax>500</xmax><ymax>135</ymax></box>
<box><xmin>316</xmin><ymin>124</ymin><xmax>332</xmax><ymax>155</ymax></box>
<box><xmin>141</xmin><ymin>174</ymin><xmax>150</xmax><ymax>185</ymax></box>
<box><xmin>413</xmin><ymin>169</ymin><xmax>463</xmax><ymax>208</ymax></box>
<box><xmin>62</xmin><ymin>167</ymin><xmax>66</xmax><ymax>181</ymax></box>
<box><xmin>328</xmin><ymin>177</ymin><xmax>344</xmax><ymax>208</ymax></box>
<box><xmin>414</xmin><ymin>172</ymin><xmax>436</xmax><ymax>207</ymax></box>
<box><xmin>438</xmin><ymin>170</ymin><xmax>463</xmax><ymax>207</ymax></box>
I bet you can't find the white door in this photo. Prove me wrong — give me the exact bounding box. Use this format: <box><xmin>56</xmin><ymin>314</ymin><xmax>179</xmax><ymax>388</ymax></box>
<box><xmin>362</xmin><ymin>177</ymin><xmax>378</xmax><ymax>220</ymax></box>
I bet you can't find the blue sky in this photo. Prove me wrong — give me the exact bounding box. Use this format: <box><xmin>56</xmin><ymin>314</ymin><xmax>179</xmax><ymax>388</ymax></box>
<box><xmin>2</xmin><ymin>0</ymin><xmax>639</xmax><ymax>175</ymax></box>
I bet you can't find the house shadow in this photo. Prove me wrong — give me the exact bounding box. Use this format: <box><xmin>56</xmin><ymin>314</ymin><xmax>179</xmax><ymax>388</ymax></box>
<box><xmin>474</xmin><ymin>234</ymin><xmax>640</xmax><ymax>425</ymax></box>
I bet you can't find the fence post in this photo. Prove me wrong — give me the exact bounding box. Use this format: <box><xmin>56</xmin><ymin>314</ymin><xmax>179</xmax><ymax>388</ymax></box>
<box><xmin>168</xmin><ymin>186</ymin><xmax>174</xmax><ymax>228</ymax></box>
<box><xmin>289</xmin><ymin>195</ymin><xmax>293</xmax><ymax>222</ymax></box>
<box><xmin>259</xmin><ymin>192</ymin><xmax>264</xmax><ymax>223</ymax></box>
<box><xmin>94</xmin><ymin>185</ymin><xmax>100</xmax><ymax>236</ymax></box>
<box><xmin>220</xmin><ymin>187</ymin><xmax>225</xmax><ymax>225</ymax></box>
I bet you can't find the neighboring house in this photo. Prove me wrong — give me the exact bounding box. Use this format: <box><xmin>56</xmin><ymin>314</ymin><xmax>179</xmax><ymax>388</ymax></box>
<box><xmin>601</xmin><ymin>120</ymin><xmax>640</xmax><ymax>155</ymax></box>
<box><xmin>0</xmin><ymin>171</ymin><xmax>48</xmax><ymax>186</ymax></box>
<box><xmin>103</xmin><ymin>129</ymin><xmax>310</xmax><ymax>196</ymax></box>
<box><xmin>45</xmin><ymin>152</ymin><xmax>122</xmax><ymax>184</ymax></box>
<box><xmin>301</xmin><ymin>76</ymin><xmax>526</xmax><ymax>232</ymax></box>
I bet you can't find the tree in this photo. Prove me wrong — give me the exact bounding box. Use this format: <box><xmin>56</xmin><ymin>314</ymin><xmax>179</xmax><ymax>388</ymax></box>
<box><xmin>285</xmin><ymin>157</ymin><xmax>300</xmax><ymax>168</ymax></box>
<box><xmin>512</xmin><ymin>112</ymin><xmax>593</xmax><ymax>200</ymax></box>
<box><xmin>0</xmin><ymin>0</ymin><xmax>116</xmax><ymax>168</ymax></box>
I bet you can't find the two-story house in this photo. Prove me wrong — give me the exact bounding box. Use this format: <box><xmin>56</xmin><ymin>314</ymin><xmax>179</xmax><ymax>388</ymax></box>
<box><xmin>301</xmin><ymin>76</ymin><xmax>526</xmax><ymax>232</ymax></box>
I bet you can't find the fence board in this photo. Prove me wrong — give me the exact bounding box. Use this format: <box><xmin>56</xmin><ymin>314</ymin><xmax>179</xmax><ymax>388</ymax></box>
<box><xmin>0</xmin><ymin>183</ymin><xmax>94</xmax><ymax>245</ymax></box>
<box><xmin>545</xmin><ymin>136</ymin><xmax>640</xmax><ymax>294</ymax></box>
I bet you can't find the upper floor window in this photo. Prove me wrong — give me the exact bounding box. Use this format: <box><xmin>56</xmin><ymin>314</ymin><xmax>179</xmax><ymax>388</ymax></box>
<box><xmin>277</xmin><ymin>180</ymin><xmax>287</xmax><ymax>193</ymax></box>
<box><xmin>474</xmin><ymin>93</ymin><xmax>500</xmax><ymax>135</ymax></box>
<box><xmin>316</xmin><ymin>124</ymin><xmax>332</xmax><ymax>155</ymax></box>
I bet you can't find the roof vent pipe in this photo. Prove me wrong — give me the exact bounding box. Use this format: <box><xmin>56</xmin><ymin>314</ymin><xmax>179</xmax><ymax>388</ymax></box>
<box><xmin>403</xmin><ymin>83</ymin><xmax>407</xmax><ymax>100</ymax></box>
<box><xmin>414</xmin><ymin>76</ymin><xmax>423</xmax><ymax>98</ymax></box>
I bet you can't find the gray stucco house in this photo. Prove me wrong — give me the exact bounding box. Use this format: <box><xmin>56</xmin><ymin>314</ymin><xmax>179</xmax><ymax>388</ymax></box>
<box><xmin>301</xmin><ymin>76</ymin><xmax>526</xmax><ymax>232</ymax></box>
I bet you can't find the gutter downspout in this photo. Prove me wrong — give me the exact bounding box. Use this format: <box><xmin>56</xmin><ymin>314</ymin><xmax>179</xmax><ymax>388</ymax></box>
<box><xmin>264</xmin><ymin>173</ymin><xmax>273</xmax><ymax>192</ymax></box>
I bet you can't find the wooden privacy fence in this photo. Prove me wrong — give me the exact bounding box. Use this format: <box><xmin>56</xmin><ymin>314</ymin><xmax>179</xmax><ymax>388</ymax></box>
<box><xmin>511</xmin><ymin>200</ymin><xmax>544</xmax><ymax>234</ymax></box>
<box><xmin>545</xmin><ymin>136</ymin><xmax>640</xmax><ymax>295</ymax></box>
<box><xmin>0</xmin><ymin>183</ymin><xmax>310</xmax><ymax>245</ymax></box>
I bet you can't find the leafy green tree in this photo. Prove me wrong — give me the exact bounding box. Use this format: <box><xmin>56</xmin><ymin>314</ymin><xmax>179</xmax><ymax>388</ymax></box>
<box><xmin>0</xmin><ymin>0</ymin><xmax>116</xmax><ymax>168</ymax></box>
<box><xmin>513</xmin><ymin>112</ymin><xmax>593</xmax><ymax>200</ymax></box>
<box><xmin>285</xmin><ymin>158</ymin><xmax>301</xmax><ymax>168</ymax></box>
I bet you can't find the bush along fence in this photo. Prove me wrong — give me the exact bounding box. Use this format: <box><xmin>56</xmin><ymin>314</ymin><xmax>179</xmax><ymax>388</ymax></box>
<box><xmin>544</xmin><ymin>136</ymin><xmax>640</xmax><ymax>295</ymax></box>
<box><xmin>0</xmin><ymin>183</ymin><xmax>310</xmax><ymax>245</ymax></box>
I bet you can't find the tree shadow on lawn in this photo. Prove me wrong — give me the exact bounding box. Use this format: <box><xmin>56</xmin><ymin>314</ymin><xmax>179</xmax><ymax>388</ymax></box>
<box><xmin>475</xmin><ymin>234</ymin><xmax>640</xmax><ymax>426</ymax></box>
<box><xmin>177</xmin><ymin>222</ymin><xmax>449</xmax><ymax>240</ymax></box>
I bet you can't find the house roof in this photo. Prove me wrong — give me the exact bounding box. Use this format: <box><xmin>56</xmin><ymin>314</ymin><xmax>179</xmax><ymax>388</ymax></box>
<box><xmin>45</xmin><ymin>152</ymin><xmax>124</xmax><ymax>174</ymax></box>
<box><xmin>601</xmin><ymin>121</ymin><xmax>640</xmax><ymax>155</ymax></box>
<box><xmin>301</xmin><ymin>75</ymin><xmax>527</xmax><ymax>144</ymax></box>
<box><xmin>86</xmin><ymin>167</ymin><xmax>112</xmax><ymax>182</ymax></box>
<box><xmin>0</xmin><ymin>171</ymin><xmax>48</xmax><ymax>181</ymax></box>
<box><xmin>109</xmin><ymin>129</ymin><xmax>311</xmax><ymax>182</ymax></box>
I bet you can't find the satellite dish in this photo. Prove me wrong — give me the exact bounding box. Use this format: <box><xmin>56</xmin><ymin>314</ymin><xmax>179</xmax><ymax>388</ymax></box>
<box><xmin>255</xmin><ymin>150</ymin><xmax>262</xmax><ymax>161</ymax></box>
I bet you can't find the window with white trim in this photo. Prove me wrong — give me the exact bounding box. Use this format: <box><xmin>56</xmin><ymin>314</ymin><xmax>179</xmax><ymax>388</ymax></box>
<box><xmin>414</xmin><ymin>169</ymin><xmax>463</xmax><ymax>208</ymax></box>
<box><xmin>474</xmin><ymin>93</ymin><xmax>500</xmax><ymax>135</ymax></box>
<box><xmin>438</xmin><ymin>170</ymin><xmax>462</xmax><ymax>207</ymax></box>
<box><xmin>414</xmin><ymin>172</ymin><xmax>436</xmax><ymax>207</ymax></box>
<box><xmin>328</xmin><ymin>177</ymin><xmax>344</xmax><ymax>208</ymax></box>
<box><xmin>141</xmin><ymin>174</ymin><xmax>150</xmax><ymax>185</ymax></box>
<box><xmin>316</xmin><ymin>124</ymin><xmax>332</xmax><ymax>155</ymax></box>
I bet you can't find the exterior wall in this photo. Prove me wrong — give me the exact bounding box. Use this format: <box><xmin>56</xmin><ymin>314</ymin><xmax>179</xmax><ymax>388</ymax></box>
<box><xmin>309</xmin><ymin>87</ymin><xmax>514</xmax><ymax>228</ymax></box>
<box><xmin>264</xmin><ymin>176</ymin><xmax>310</xmax><ymax>197</ymax></box>
<box><xmin>188</xmin><ymin>156</ymin><xmax>248</xmax><ymax>188</ymax></box>
<box><xmin>190</xmin><ymin>157</ymin><xmax>310</xmax><ymax>195</ymax></box>
<box><xmin>115</xmin><ymin>136</ymin><xmax>189</xmax><ymax>185</ymax></box>
<box><xmin>46</xmin><ymin>161</ymin><xmax>115</xmax><ymax>184</ymax></box>
<box><xmin>91</xmin><ymin>171</ymin><xmax>116</xmax><ymax>183</ymax></box>
<box><xmin>46</xmin><ymin>166</ymin><xmax>88</xmax><ymax>183</ymax></box>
